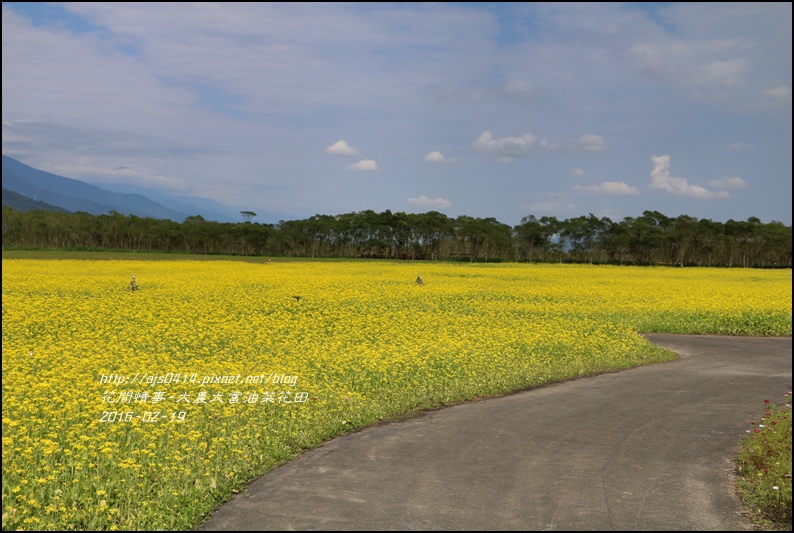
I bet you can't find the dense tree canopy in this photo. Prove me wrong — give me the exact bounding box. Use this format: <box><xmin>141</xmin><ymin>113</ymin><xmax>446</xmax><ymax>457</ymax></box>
<box><xmin>2</xmin><ymin>207</ymin><xmax>790</xmax><ymax>267</ymax></box>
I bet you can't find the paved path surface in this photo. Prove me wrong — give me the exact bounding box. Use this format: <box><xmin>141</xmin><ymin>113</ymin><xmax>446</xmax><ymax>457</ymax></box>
<box><xmin>199</xmin><ymin>334</ymin><xmax>792</xmax><ymax>531</ymax></box>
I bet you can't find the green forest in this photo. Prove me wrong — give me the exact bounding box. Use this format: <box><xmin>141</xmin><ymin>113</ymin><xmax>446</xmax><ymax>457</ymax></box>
<box><xmin>2</xmin><ymin>207</ymin><xmax>791</xmax><ymax>267</ymax></box>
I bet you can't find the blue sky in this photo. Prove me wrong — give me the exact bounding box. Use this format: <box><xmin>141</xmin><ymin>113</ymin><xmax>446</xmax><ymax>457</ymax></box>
<box><xmin>2</xmin><ymin>2</ymin><xmax>791</xmax><ymax>225</ymax></box>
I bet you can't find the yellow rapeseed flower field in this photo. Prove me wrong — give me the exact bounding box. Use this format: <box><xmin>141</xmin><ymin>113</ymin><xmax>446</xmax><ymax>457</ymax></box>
<box><xmin>2</xmin><ymin>259</ymin><xmax>790</xmax><ymax>530</ymax></box>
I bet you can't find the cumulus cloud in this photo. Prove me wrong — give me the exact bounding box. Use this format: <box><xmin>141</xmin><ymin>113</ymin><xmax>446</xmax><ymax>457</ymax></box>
<box><xmin>503</xmin><ymin>80</ymin><xmax>533</xmax><ymax>99</ymax></box>
<box><xmin>407</xmin><ymin>195</ymin><xmax>451</xmax><ymax>209</ymax></box>
<box><xmin>630</xmin><ymin>42</ymin><xmax>747</xmax><ymax>86</ymax></box>
<box><xmin>540</xmin><ymin>134</ymin><xmax>606</xmax><ymax>153</ymax></box>
<box><xmin>726</xmin><ymin>142</ymin><xmax>754</xmax><ymax>150</ymax></box>
<box><xmin>471</xmin><ymin>131</ymin><xmax>536</xmax><ymax>161</ymax></box>
<box><xmin>324</xmin><ymin>140</ymin><xmax>359</xmax><ymax>156</ymax></box>
<box><xmin>348</xmin><ymin>159</ymin><xmax>378</xmax><ymax>171</ymax></box>
<box><xmin>574</xmin><ymin>181</ymin><xmax>640</xmax><ymax>196</ymax></box>
<box><xmin>570</xmin><ymin>168</ymin><xmax>586</xmax><ymax>178</ymax></box>
<box><xmin>762</xmin><ymin>85</ymin><xmax>792</xmax><ymax>104</ymax></box>
<box><xmin>708</xmin><ymin>176</ymin><xmax>748</xmax><ymax>189</ymax></box>
<box><xmin>472</xmin><ymin>131</ymin><xmax>606</xmax><ymax>161</ymax></box>
<box><xmin>571</xmin><ymin>134</ymin><xmax>607</xmax><ymax>153</ymax></box>
<box><xmin>420</xmin><ymin>85</ymin><xmax>487</xmax><ymax>103</ymax></box>
<box><xmin>520</xmin><ymin>192</ymin><xmax>576</xmax><ymax>215</ymax></box>
<box><xmin>648</xmin><ymin>155</ymin><xmax>717</xmax><ymax>199</ymax></box>
<box><xmin>539</xmin><ymin>139</ymin><xmax>562</xmax><ymax>152</ymax></box>
<box><xmin>424</xmin><ymin>151</ymin><xmax>455</xmax><ymax>163</ymax></box>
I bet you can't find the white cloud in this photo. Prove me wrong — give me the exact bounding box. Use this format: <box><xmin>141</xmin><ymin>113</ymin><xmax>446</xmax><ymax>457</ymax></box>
<box><xmin>524</xmin><ymin>200</ymin><xmax>576</xmax><ymax>215</ymax></box>
<box><xmin>324</xmin><ymin>140</ymin><xmax>359</xmax><ymax>156</ymax></box>
<box><xmin>574</xmin><ymin>181</ymin><xmax>640</xmax><ymax>196</ymax></box>
<box><xmin>472</xmin><ymin>131</ymin><xmax>606</xmax><ymax>160</ymax></box>
<box><xmin>421</xmin><ymin>85</ymin><xmax>487</xmax><ymax>103</ymax></box>
<box><xmin>471</xmin><ymin>131</ymin><xmax>536</xmax><ymax>159</ymax></box>
<box><xmin>539</xmin><ymin>139</ymin><xmax>562</xmax><ymax>152</ymax></box>
<box><xmin>424</xmin><ymin>151</ymin><xmax>455</xmax><ymax>163</ymax></box>
<box><xmin>629</xmin><ymin>41</ymin><xmax>747</xmax><ymax>86</ymax></box>
<box><xmin>348</xmin><ymin>159</ymin><xmax>378</xmax><ymax>171</ymax></box>
<box><xmin>48</xmin><ymin>160</ymin><xmax>187</xmax><ymax>190</ymax></box>
<box><xmin>703</xmin><ymin>59</ymin><xmax>747</xmax><ymax>85</ymax></box>
<box><xmin>520</xmin><ymin>192</ymin><xmax>576</xmax><ymax>215</ymax></box>
<box><xmin>762</xmin><ymin>85</ymin><xmax>792</xmax><ymax>105</ymax></box>
<box><xmin>708</xmin><ymin>176</ymin><xmax>748</xmax><ymax>190</ymax></box>
<box><xmin>570</xmin><ymin>168</ymin><xmax>586</xmax><ymax>178</ymax></box>
<box><xmin>726</xmin><ymin>142</ymin><xmax>754</xmax><ymax>150</ymax></box>
<box><xmin>538</xmin><ymin>135</ymin><xmax>606</xmax><ymax>153</ymax></box>
<box><xmin>503</xmin><ymin>80</ymin><xmax>533</xmax><ymax>99</ymax></box>
<box><xmin>648</xmin><ymin>155</ymin><xmax>714</xmax><ymax>199</ymax></box>
<box><xmin>407</xmin><ymin>195</ymin><xmax>451</xmax><ymax>209</ymax></box>
<box><xmin>571</xmin><ymin>134</ymin><xmax>606</xmax><ymax>153</ymax></box>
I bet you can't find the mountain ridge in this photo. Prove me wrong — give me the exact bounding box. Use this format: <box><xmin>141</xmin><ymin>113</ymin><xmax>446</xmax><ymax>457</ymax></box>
<box><xmin>2</xmin><ymin>155</ymin><xmax>290</xmax><ymax>224</ymax></box>
<box><xmin>2</xmin><ymin>155</ymin><xmax>192</xmax><ymax>220</ymax></box>
<box><xmin>2</xmin><ymin>187</ymin><xmax>73</xmax><ymax>213</ymax></box>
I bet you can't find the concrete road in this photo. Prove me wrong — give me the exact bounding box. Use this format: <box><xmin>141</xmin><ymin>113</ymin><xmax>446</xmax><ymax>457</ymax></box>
<box><xmin>198</xmin><ymin>334</ymin><xmax>792</xmax><ymax>531</ymax></box>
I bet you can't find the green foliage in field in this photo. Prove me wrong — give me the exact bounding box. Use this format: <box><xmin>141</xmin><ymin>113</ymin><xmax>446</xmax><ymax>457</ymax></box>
<box><xmin>736</xmin><ymin>389</ymin><xmax>793</xmax><ymax>530</ymax></box>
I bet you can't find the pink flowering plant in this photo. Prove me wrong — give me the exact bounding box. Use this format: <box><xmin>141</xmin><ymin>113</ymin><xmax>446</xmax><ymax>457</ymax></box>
<box><xmin>736</xmin><ymin>386</ymin><xmax>792</xmax><ymax>529</ymax></box>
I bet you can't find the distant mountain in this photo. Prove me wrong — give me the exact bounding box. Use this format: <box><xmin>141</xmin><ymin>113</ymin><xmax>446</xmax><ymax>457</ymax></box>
<box><xmin>81</xmin><ymin>181</ymin><xmax>241</xmax><ymax>223</ymax></box>
<box><xmin>2</xmin><ymin>187</ymin><xmax>72</xmax><ymax>213</ymax></box>
<box><xmin>2</xmin><ymin>155</ymin><xmax>191</xmax><ymax>221</ymax></box>
<box><xmin>2</xmin><ymin>155</ymin><xmax>291</xmax><ymax>224</ymax></box>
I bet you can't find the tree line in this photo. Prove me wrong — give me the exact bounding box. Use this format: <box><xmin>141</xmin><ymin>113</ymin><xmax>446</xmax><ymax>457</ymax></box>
<box><xmin>2</xmin><ymin>207</ymin><xmax>791</xmax><ymax>268</ymax></box>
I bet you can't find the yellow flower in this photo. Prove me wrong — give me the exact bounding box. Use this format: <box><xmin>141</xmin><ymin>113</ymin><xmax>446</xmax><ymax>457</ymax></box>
<box><xmin>1</xmin><ymin>258</ymin><xmax>789</xmax><ymax>531</ymax></box>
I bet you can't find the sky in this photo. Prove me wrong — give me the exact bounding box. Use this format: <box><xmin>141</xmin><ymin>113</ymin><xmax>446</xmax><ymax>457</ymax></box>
<box><xmin>2</xmin><ymin>2</ymin><xmax>792</xmax><ymax>226</ymax></box>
